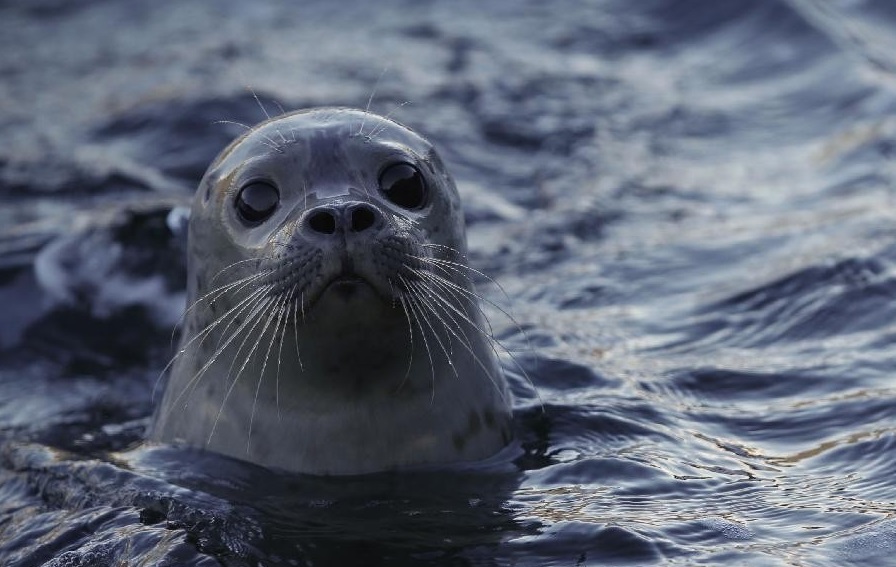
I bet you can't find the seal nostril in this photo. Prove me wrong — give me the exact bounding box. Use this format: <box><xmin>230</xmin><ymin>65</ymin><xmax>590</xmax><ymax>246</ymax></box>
<box><xmin>308</xmin><ymin>211</ymin><xmax>336</xmax><ymax>234</ymax></box>
<box><xmin>351</xmin><ymin>207</ymin><xmax>376</xmax><ymax>232</ymax></box>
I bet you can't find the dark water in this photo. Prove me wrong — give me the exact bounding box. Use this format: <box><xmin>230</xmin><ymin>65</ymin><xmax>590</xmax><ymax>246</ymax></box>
<box><xmin>2</xmin><ymin>0</ymin><xmax>896</xmax><ymax>564</ymax></box>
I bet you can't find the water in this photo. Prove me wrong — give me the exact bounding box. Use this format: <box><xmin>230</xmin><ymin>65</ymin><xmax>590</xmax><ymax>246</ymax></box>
<box><xmin>1</xmin><ymin>0</ymin><xmax>896</xmax><ymax>564</ymax></box>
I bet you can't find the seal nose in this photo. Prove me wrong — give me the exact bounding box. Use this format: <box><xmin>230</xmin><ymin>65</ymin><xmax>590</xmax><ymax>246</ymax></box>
<box><xmin>303</xmin><ymin>201</ymin><xmax>383</xmax><ymax>236</ymax></box>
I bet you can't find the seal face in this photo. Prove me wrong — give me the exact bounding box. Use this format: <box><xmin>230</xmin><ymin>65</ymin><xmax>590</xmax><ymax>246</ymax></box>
<box><xmin>150</xmin><ymin>108</ymin><xmax>512</xmax><ymax>475</ymax></box>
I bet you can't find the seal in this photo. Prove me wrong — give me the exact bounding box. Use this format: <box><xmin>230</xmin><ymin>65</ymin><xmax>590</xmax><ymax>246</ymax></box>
<box><xmin>149</xmin><ymin>108</ymin><xmax>513</xmax><ymax>475</ymax></box>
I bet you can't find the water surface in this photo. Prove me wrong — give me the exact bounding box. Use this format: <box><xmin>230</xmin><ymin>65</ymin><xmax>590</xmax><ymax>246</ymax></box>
<box><xmin>1</xmin><ymin>0</ymin><xmax>896</xmax><ymax>564</ymax></box>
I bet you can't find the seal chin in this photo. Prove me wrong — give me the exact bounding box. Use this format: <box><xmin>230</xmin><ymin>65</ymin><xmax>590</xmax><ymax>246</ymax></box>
<box><xmin>303</xmin><ymin>270</ymin><xmax>406</xmax><ymax>343</ymax></box>
<box><xmin>302</xmin><ymin>270</ymin><xmax>401</xmax><ymax>323</ymax></box>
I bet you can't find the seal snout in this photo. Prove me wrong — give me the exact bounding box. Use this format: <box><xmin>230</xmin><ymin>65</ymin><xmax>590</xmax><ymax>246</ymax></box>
<box><xmin>289</xmin><ymin>199</ymin><xmax>400</xmax><ymax>305</ymax></box>
<box><xmin>301</xmin><ymin>200</ymin><xmax>384</xmax><ymax>238</ymax></box>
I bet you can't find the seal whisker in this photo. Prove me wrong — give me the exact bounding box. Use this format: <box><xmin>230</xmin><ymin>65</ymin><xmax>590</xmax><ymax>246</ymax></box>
<box><xmin>274</xmin><ymin>291</ymin><xmax>292</xmax><ymax>420</ymax></box>
<box><xmin>408</xmin><ymin>281</ymin><xmax>457</xmax><ymax>362</ymax></box>
<box><xmin>269</xmin><ymin>100</ymin><xmax>297</xmax><ymax>144</ymax></box>
<box><xmin>246</xmin><ymin>294</ymin><xmax>288</xmax><ymax>453</ymax></box>
<box><xmin>357</xmin><ymin>65</ymin><xmax>389</xmax><ymax>138</ymax></box>
<box><xmin>194</xmin><ymin>271</ymin><xmax>263</xmax><ymax>311</ymax></box>
<box><xmin>410</xmin><ymin>278</ymin><xmax>475</xmax><ymax>352</ymax></box>
<box><xmin>417</xmin><ymin>251</ymin><xmax>514</xmax><ymax>303</ymax></box>
<box><xmin>208</xmin><ymin>295</ymin><xmax>279</xmax><ymax>446</ymax></box>
<box><xmin>176</xmin><ymin>290</ymin><xmax>272</xmax><ymax>408</ymax></box>
<box><xmin>272</xmin><ymin>99</ymin><xmax>287</xmax><ymax>116</ymax></box>
<box><xmin>271</xmin><ymin>100</ymin><xmax>294</xmax><ymax>142</ymax></box>
<box><xmin>413</xmin><ymin>257</ymin><xmax>528</xmax><ymax>340</ymax></box>
<box><xmin>291</xmin><ymin>290</ymin><xmax>305</xmax><ymax>371</ymax></box>
<box><xmin>153</xmin><ymin>279</ymin><xmax>267</xmax><ymax>403</ymax></box>
<box><xmin>269</xmin><ymin>239</ymin><xmax>301</xmax><ymax>251</ymax></box>
<box><xmin>214</xmin><ymin>120</ymin><xmax>283</xmax><ymax>153</ymax></box>
<box><xmin>417</xmin><ymin>254</ymin><xmax>539</xmax><ymax>370</ymax></box>
<box><xmin>416</xmin><ymin>269</ymin><xmax>539</xmax><ymax>405</ymax></box>
<box><xmin>274</xmin><ymin>287</ymin><xmax>298</xmax><ymax>421</ymax></box>
<box><xmin>401</xmin><ymin>283</ymin><xmax>458</xmax><ymax>403</ymax></box>
<box><xmin>168</xmin><ymin>270</ymin><xmax>263</xmax><ymax>349</ymax></box>
<box><xmin>409</xmin><ymin>273</ymin><xmax>485</xmax><ymax>337</ymax></box>
<box><xmin>398</xmin><ymin>275</ymin><xmax>438</xmax><ymax>402</ymax></box>
<box><xmin>209</xmin><ymin>258</ymin><xmax>268</xmax><ymax>286</ymax></box>
<box><xmin>177</xmin><ymin>273</ymin><xmax>265</xmax><ymax>341</ymax></box>
<box><xmin>198</xmin><ymin>284</ymin><xmax>275</xmax><ymax>352</ymax></box>
<box><xmin>414</xmin><ymin>270</ymin><xmax>486</xmax><ymax>336</ymax></box>
<box><xmin>367</xmin><ymin>101</ymin><xmax>411</xmax><ymax>141</ymax></box>
<box><xmin>249</xmin><ymin>87</ymin><xmax>290</xmax><ymax>146</ymax></box>
<box><xmin>300</xmin><ymin>291</ymin><xmax>307</xmax><ymax>324</ymax></box>
<box><xmin>158</xmin><ymin>289</ymin><xmax>271</xmax><ymax>426</ymax></box>
<box><xmin>176</xmin><ymin>283</ymin><xmax>269</xmax><ymax>365</ymax></box>
<box><xmin>218</xmin><ymin>292</ymin><xmax>278</xmax><ymax>402</ymax></box>
<box><xmin>410</xmin><ymin>275</ymin><xmax>483</xmax><ymax>349</ymax></box>
<box><xmin>394</xmin><ymin>292</ymin><xmax>416</xmax><ymax>390</ymax></box>
<box><xmin>410</xmin><ymin>265</ymin><xmax>497</xmax><ymax>334</ymax></box>
<box><xmin>409</xmin><ymin>279</ymin><xmax>511</xmax><ymax>405</ymax></box>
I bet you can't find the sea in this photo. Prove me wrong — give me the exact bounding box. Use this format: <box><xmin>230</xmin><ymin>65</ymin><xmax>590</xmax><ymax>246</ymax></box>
<box><xmin>1</xmin><ymin>0</ymin><xmax>895</xmax><ymax>564</ymax></box>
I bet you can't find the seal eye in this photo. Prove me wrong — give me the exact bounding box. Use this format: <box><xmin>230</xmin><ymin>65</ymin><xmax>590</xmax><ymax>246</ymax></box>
<box><xmin>378</xmin><ymin>163</ymin><xmax>427</xmax><ymax>209</ymax></box>
<box><xmin>235</xmin><ymin>182</ymin><xmax>279</xmax><ymax>224</ymax></box>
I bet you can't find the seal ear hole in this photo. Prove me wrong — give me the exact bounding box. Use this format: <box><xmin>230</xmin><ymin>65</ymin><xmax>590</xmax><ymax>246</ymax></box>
<box><xmin>378</xmin><ymin>163</ymin><xmax>427</xmax><ymax>210</ymax></box>
<box><xmin>235</xmin><ymin>181</ymin><xmax>280</xmax><ymax>225</ymax></box>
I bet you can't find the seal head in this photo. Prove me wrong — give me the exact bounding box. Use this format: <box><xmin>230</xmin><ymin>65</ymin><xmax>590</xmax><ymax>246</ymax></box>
<box><xmin>150</xmin><ymin>108</ymin><xmax>512</xmax><ymax>475</ymax></box>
